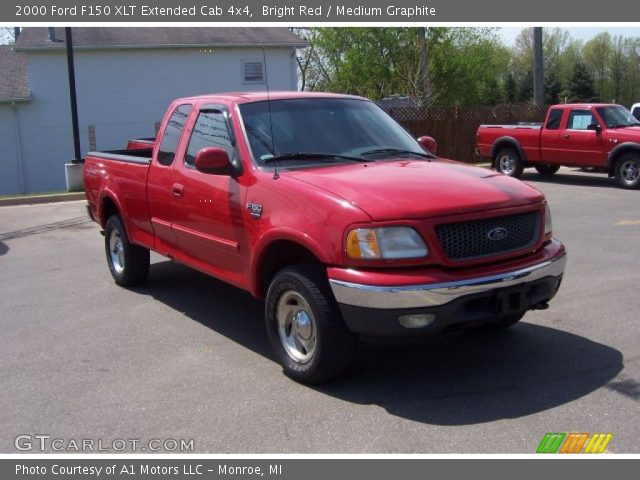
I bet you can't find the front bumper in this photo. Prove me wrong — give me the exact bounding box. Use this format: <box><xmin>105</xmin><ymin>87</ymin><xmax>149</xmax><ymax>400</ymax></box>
<box><xmin>329</xmin><ymin>242</ymin><xmax>566</xmax><ymax>337</ymax></box>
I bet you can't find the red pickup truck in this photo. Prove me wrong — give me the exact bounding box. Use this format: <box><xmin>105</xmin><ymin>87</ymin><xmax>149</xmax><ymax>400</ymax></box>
<box><xmin>85</xmin><ymin>92</ymin><xmax>566</xmax><ymax>383</ymax></box>
<box><xmin>476</xmin><ymin>103</ymin><xmax>640</xmax><ymax>189</ymax></box>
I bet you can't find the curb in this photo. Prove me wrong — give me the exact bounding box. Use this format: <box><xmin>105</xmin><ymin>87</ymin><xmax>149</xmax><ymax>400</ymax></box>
<box><xmin>0</xmin><ymin>192</ymin><xmax>86</xmax><ymax>207</ymax></box>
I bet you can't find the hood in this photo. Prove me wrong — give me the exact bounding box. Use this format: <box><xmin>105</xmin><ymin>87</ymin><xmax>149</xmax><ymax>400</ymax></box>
<box><xmin>609</xmin><ymin>126</ymin><xmax>640</xmax><ymax>141</ymax></box>
<box><xmin>284</xmin><ymin>159</ymin><xmax>544</xmax><ymax>221</ymax></box>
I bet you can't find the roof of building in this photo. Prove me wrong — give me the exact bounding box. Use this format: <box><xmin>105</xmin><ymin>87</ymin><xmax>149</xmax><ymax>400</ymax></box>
<box><xmin>14</xmin><ymin>27</ymin><xmax>307</xmax><ymax>51</ymax></box>
<box><xmin>0</xmin><ymin>46</ymin><xmax>30</xmax><ymax>102</ymax></box>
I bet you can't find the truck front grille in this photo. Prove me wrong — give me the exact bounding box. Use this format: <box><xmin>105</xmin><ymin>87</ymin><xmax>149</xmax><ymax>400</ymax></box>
<box><xmin>435</xmin><ymin>211</ymin><xmax>540</xmax><ymax>261</ymax></box>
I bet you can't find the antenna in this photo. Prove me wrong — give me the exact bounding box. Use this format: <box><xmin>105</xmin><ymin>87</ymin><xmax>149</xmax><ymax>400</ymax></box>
<box><xmin>262</xmin><ymin>46</ymin><xmax>279</xmax><ymax>180</ymax></box>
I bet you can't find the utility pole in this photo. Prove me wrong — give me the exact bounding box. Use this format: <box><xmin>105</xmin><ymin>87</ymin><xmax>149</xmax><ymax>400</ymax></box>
<box><xmin>63</xmin><ymin>27</ymin><xmax>84</xmax><ymax>191</ymax></box>
<box><xmin>417</xmin><ymin>27</ymin><xmax>431</xmax><ymax>106</ymax></box>
<box><xmin>65</xmin><ymin>27</ymin><xmax>81</xmax><ymax>163</ymax></box>
<box><xmin>533</xmin><ymin>27</ymin><xmax>545</xmax><ymax>105</ymax></box>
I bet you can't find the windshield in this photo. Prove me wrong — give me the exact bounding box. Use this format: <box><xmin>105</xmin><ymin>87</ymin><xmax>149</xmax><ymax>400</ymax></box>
<box><xmin>238</xmin><ymin>98</ymin><xmax>427</xmax><ymax>166</ymax></box>
<box><xmin>596</xmin><ymin>106</ymin><xmax>640</xmax><ymax>128</ymax></box>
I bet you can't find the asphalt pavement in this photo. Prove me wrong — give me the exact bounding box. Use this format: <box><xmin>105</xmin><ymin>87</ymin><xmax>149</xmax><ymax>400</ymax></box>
<box><xmin>0</xmin><ymin>166</ymin><xmax>638</xmax><ymax>453</ymax></box>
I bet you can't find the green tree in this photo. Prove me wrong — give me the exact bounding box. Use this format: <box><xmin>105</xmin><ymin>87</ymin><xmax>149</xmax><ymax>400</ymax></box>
<box><xmin>504</xmin><ymin>72</ymin><xmax>517</xmax><ymax>103</ymax></box>
<box><xmin>519</xmin><ymin>70</ymin><xmax>534</xmax><ymax>102</ymax></box>
<box><xmin>545</xmin><ymin>68</ymin><xmax>563</xmax><ymax>104</ymax></box>
<box><xmin>568</xmin><ymin>61</ymin><xmax>596</xmax><ymax>102</ymax></box>
<box><xmin>584</xmin><ymin>33</ymin><xmax>612</xmax><ymax>101</ymax></box>
<box><xmin>304</xmin><ymin>27</ymin><xmax>510</xmax><ymax>106</ymax></box>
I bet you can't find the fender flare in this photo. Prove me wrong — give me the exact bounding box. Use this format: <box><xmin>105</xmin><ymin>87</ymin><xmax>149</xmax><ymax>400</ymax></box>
<box><xmin>607</xmin><ymin>142</ymin><xmax>640</xmax><ymax>173</ymax></box>
<box><xmin>97</xmin><ymin>190</ymin><xmax>135</xmax><ymax>244</ymax></box>
<box><xmin>490</xmin><ymin>136</ymin><xmax>527</xmax><ymax>164</ymax></box>
<box><xmin>249</xmin><ymin>228</ymin><xmax>331</xmax><ymax>297</ymax></box>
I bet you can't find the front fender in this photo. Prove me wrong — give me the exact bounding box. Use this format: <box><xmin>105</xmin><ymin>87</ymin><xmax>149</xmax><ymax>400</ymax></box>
<box><xmin>607</xmin><ymin>142</ymin><xmax>640</xmax><ymax>173</ymax></box>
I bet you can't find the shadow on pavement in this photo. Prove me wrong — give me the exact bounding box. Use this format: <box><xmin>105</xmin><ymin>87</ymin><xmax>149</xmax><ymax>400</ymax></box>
<box><xmin>137</xmin><ymin>259</ymin><xmax>624</xmax><ymax>426</ymax></box>
<box><xmin>521</xmin><ymin>169</ymin><xmax>619</xmax><ymax>189</ymax></box>
<box><xmin>0</xmin><ymin>241</ymin><xmax>8</xmax><ymax>256</ymax></box>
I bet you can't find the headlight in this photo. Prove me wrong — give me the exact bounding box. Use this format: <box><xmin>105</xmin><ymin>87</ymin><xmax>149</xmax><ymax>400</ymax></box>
<box><xmin>346</xmin><ymin>227</ymin><xmax>428</xmax><ymax>260</ymax></box>
<box><xmin>544</xmin><ymin>203</ymin><xmax>553</xmax><ymax>236</ymax></box>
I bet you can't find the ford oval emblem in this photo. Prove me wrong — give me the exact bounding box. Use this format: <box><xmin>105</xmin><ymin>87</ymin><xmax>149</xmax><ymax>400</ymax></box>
<box><xmin>487</xmin><ymin>227</ymin><xmax>508</xmax><ymax>241</ymax></box>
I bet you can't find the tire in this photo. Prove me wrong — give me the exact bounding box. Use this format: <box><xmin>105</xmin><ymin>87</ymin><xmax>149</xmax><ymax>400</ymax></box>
<box><xmin>265</xmin><ymin>264</ymin><xmax>357</xmax><ymax>384</ymax></box>
<box><xmin>474</xmin><ymin>312</ymin><xmax>525</xmax><ymax>333</ymax></box>
<box><xmin>104</xmin><ymin>215</ymin><xmax>150</xmax><ymax>287</ymax></box>
<box><xmin>495</xmin><ymin>147</ymin><xmax>524</xmax><ymax>178</ymax></box>
<box><xmin>614</xmin><ymin>153</ymin><xmax>640</xmax><ymax>189</ymax></box>
<box><xmin>534</xmin><ymin>164</ymin><xmax>560</xmax><ymax>176</ymax></box>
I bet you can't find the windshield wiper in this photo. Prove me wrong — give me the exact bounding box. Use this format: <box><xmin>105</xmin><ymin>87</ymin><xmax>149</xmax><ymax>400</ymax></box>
<box><xmin>360</xmin><ymin>148</ymin><xmax>435</xmax><ymax>159</ymax></box>
<box><xmin>262</xmin><ymin>152</ymin><xmax>371</xmax><ymax>164</ymax></box>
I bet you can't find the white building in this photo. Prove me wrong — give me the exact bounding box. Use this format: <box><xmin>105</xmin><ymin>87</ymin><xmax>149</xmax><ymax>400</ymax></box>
<box><xmin>1</xmin><ymin>27</ymin><xmax>305</xmax><ymax>195</ymax></box>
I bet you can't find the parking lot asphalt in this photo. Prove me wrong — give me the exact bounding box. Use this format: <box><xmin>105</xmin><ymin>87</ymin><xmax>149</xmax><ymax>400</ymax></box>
<box><xmin>0</xmin><ymin>167</ymin><xmax>638</xmax><ymax>453</ymax></box>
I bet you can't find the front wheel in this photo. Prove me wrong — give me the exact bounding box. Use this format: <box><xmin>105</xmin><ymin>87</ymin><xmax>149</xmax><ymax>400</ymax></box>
<box><xmin>265</xmin><ymin>264</ymin><xmax>356</xmax><ymax>384</ymax></box>
<box><xmin>614</xmin><ymin>153</ymin><xmax>640</xmax><ymax>189</ymax></box>
<box><xmin>495</xmin><ymin>147</ymin><xmax>524</xmax><ymax>178</ymax></box>
<box><xmin>104</xmin><ymin>215</ymin><xmax>150</xmax><ymax>287</ymax></box>
<box><xmin>534</xmin><ymin>164</ymin><xmax>560</xmax><ymax>176</ymax></box>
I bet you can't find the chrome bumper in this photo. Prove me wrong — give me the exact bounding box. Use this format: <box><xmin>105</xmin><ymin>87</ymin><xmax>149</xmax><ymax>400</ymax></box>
<box><xmin>329</xmin><ymin>253</ymin><xmax>566</xmax><ymax>310</ymax></box>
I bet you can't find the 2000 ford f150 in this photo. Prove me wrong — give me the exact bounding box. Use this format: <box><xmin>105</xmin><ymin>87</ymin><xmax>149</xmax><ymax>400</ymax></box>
<box><xmin>476</xmin><ymin>103</ymin><xmax>640</xmax><ymax>188</ymax></box>
<box><xmin>85</xmin><ymin>92</ymin><xmax>566</xmax><ymax>384</ymax></box>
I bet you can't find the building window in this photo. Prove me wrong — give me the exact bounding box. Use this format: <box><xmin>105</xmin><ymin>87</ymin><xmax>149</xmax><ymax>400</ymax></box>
<box><xmin>242</xmin><ymin>60</ymin><xmax>265</xmax><ymax>84</ymax></box>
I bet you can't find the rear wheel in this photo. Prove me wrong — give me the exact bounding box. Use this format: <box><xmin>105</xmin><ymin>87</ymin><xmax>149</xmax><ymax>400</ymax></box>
<box><xmin>265</xmin><ymin>264</ymin><xmax>356</xmax><ymax>384</ymax></box>
<box><xmin>495</xmin><ymin>147</ymin><xmax>524</xmax><ymax>178</ymax></box>
<box><xmin>614</xmin><ymin>153</ymin><xmax>640</xmax><ymax>189</ymax></box>
<box><xmin>104</xmin><ymin>215</ymin><xmax>150</xmax><ymax>287</ymax></box>
<box><xmin>534</xmin><ymin>164</ymin><xmax>560</xmax><ymax>176</ymax></box>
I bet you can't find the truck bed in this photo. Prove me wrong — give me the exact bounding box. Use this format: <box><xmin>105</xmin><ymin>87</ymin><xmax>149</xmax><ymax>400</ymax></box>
<box><xmin>127</xmin><ymin>138</ymin><xmax>156</xmax><ymax>150</ymax></box>
<box><xmin>87</xmin><ymin>148</ymin><xmax>152</xmax><ymax>164</ymax></box>
<box><xmin>84</xmin><ymin>148</ymin><xmax>154</xmax><ymax>249</ymax></box>
<box><xmin>476</xmin><ymin>124</ymin><xmax>543</xmax><ymax>162</ymax></box>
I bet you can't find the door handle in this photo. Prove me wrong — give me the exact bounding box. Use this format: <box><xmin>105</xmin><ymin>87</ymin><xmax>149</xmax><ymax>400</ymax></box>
<box><xmin>563</xmin><ymin>134</ymin><xmax>570</xmax><ymax>139</ymax></box>
<box><xmin>171</xmin><ymin>183</ymin><xmax>184</xmax><ymax>197</ymax></box>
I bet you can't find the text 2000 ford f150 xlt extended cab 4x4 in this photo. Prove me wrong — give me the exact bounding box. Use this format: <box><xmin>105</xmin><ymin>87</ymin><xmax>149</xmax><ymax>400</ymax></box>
<box><xmin>477</xmin><ymin>103</ymin><xmax>640</xmax><ymax>188</ymax></box>
<box><xmin>85</xmin><ymin>92</ymin><xmax>566</xmax><ymax>384</ymax></box>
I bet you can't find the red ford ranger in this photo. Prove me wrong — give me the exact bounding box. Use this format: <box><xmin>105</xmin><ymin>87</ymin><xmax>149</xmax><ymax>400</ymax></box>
<box><xmin>476</xmin><ymin>103</ymin><xmax>640</xmax><ymax>189</ymax></box>
<box><xmin>85</xmin><ymin>92</ymin><xmax>566</xmax><ymax>383</ymax></box>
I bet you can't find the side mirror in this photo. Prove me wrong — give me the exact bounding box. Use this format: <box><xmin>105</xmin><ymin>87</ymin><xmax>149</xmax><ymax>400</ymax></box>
<box><xmin>587</xmin><ymin>123</ymin><xmax>602</xmax><ymax>133</ymax></box>
<box><xmin>417</xmin><ymin>135</ymin><xmax>437</xmax><ymax>154</ymax></box>
<box><xmin>194</xmin><ymin>147</ymin><xmax>232</xmax><ymax>175</ymax></box>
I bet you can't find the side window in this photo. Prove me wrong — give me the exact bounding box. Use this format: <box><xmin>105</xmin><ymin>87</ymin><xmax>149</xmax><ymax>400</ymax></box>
<box><xmin>633</xmin><ymin>107</ymin><xmax>640</xmax><ymax>121</ymax></box>
<box><xmin>567</xmin><ymin>110</ymin><xmax>596</xmax><ymax>130</ymax></box>
<box><xmin>157</xmin><ymin>104</ymin><xmax>192</xmax><ymax>166</ymax></box>
<box><xmin>185</xmin><ymin>109</ymin><xmax>235</xmax><ymax>168</ymax></box>
<box><xmin>545</xmin><ymin>109</ymin><xmax>563</xmax><ymax>130</ymax></box>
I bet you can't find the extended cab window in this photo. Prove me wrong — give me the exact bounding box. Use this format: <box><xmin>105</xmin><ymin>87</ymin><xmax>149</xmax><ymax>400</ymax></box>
<box><xmin>545</xmin><ymin>109</ymin><xmax>563</xmax><ymax>130</ymax></box>
<box><xmin>567</xmin><ymin>110</ymin><xmax>596</xmax><ymax>130</ymax></box>
<box><xmin>157</xmin><ymin>104</ymin><xmax>192</xmax><ymax>166</ymax></box>
<box><xmin>185</xmin><ymin>109</ymin><xmax>235</xmax><ymax>168</ymax></box>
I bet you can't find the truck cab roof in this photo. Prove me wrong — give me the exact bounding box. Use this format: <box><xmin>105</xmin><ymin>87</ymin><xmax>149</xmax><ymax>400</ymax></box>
<box><xmin>173</xmin><ymin>91</ymin><xmax>367</xmax><ymax>105</ymax></box>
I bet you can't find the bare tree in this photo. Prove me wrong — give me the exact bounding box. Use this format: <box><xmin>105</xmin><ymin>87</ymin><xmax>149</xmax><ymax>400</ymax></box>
<box><xmin>417</xmin><ymin>27</ymin><xmax>432</xmax><ymax>106</ymax></box>
<box><xmin>0</xmin><ymin>27</ymin><xmax>15</xmax><ymax>45</ymax></box>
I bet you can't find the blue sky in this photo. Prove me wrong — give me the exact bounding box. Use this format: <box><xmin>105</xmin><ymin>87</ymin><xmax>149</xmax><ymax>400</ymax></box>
<box><xmin>499</xmin><ymin>27</ymin><xmax>640</xmax><ymax>45</ymax></box>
